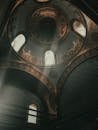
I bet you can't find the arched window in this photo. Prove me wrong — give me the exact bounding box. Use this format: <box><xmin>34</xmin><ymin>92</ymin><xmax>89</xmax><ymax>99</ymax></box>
<box><xmin>28</xmin><ymin>104</ymin><xmax>37</xmax><ymax>124</ymax></box>
<box><xmin>73</xmin><ymin>20</ymin><xmax>86</xmax><ymax>37</ymax></box>
<box><xmin>44</xmin><ymin>50</ymin><xmax>55</xmax><ymax>66</ymax></box>
<box><xmin>11</xmin><ymin>34</ymin><xmax>26</xmax><ymax>52</ymax></box>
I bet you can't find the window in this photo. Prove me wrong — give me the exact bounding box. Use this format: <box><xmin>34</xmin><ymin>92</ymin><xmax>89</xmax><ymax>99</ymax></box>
<box><xmin>11</xmin><ymin>34</ymin><xmax>26</xmax><ymax>52</ymax></box>
<box><xmin>73</xmin><ymin>20</ymin><xmax>86</xmax><ymax>37</ymax></box>
<box><xmin>28</xmin><ymin>104</ymin><xmax>37</xmax><ymax>124</ymax></box>
<box><xmin>44</xmin><ymin>50</ymin><xmax>55</xmax><ymax>66</ymax></box>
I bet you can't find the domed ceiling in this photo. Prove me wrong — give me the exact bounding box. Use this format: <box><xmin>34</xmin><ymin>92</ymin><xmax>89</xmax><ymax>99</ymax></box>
<box><xmin>8</xmin><ymin>0</ymin><xmax>87</xmax><ymax>67</ymax></box>
<box><xmin>0</xmin><ymin>0</ymin><xmax>98</xmax><ymax>129</ymax></box>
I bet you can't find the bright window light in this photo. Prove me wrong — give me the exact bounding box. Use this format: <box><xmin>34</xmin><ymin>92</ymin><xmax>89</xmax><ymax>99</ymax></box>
<box><xmin>28</xmin><ymin>104</ymin><xmax>37</xmax><ymax>124</ymax></box>
<box><xmin>73</xmin><ymin>21</ymin><xmax>86</xmax><ymax>38</ymax></box>
<box><xmin>45</xmin><ymin>50</ymin><xmax>55</xmax><ymax>66</ymax></box>
<box><xmin>11</xmin><ymin>34</ymin><xmax>26</xmax><ymax>52</ymax></box>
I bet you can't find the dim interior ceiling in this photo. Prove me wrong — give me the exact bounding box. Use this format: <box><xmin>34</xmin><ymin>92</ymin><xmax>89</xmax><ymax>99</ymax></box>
<box><xmin>0</xmin><ymin>0</ymin><xmax>97</xmax><ymax>129</ymax></box>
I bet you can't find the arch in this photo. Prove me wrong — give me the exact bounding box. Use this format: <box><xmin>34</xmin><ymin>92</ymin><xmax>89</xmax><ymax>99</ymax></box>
<box><xmin>44</xmin><ymin>50</ymin><xmax>55</xmax><ymax>66</ymax></box>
